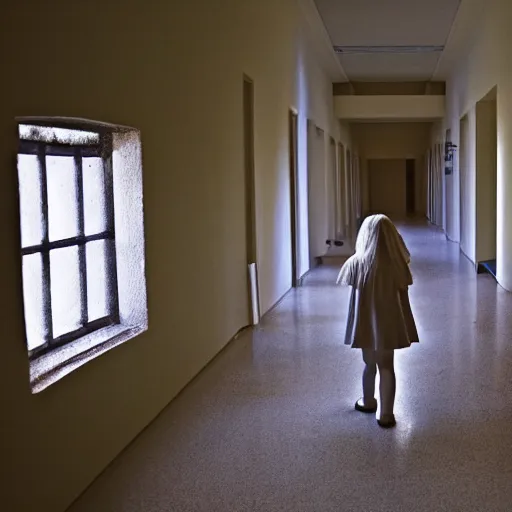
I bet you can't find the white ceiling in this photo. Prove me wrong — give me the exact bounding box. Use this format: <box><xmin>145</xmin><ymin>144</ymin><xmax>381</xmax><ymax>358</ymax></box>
<box><xmin>314</xmin><ymin>0</ymin><xmax>462</xmax><ymax>81</ymax></box>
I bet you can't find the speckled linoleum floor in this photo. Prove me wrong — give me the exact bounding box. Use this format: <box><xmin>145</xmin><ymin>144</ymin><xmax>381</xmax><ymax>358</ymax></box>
<box><xmin>69</xmin><ymin>222</ymin><xmax>512</xmax><ymax>511</ymax></box>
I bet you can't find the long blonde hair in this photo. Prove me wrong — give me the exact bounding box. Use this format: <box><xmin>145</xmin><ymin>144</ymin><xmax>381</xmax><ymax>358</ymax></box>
<box><xmin>336</xmin><ymin>215</ymin><xmax>412</xmax><ymax>289</ymax></box>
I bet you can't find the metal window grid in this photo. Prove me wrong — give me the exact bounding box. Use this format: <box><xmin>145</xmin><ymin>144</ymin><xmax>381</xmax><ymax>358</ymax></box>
<box><xmin>18</xmin><ymin>133</ymin><xmax>120</xmax><ymax>359</ymax></box>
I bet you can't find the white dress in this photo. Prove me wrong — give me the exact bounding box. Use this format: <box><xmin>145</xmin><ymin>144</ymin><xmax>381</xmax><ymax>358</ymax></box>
<box><xmin>344</xmin><ymin>263</ymin><xmax>419</xmax><ymax>351</ymax></box>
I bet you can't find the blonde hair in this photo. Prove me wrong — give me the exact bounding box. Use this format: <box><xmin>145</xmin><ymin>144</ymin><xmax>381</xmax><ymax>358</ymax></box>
<box><xmin>336</xmin><ymin>215</ymin><xmax>412</xmax><ymax>289</ymax></box>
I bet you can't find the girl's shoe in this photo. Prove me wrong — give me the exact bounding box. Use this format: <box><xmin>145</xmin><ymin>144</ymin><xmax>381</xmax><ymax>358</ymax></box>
<box><xmin>354</xmin><ymin>398</ymin><xmax>378</xmax><ymax>414</ymax></box>
<box><xmin>377</xmin><ymin>414</ymin><xmax>396</xmax><ymax>428</ymax></box>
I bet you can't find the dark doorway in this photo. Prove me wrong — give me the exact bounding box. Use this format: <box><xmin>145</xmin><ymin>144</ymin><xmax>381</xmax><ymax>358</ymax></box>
<box><xmin>406</xmin><ymin>159</ymin><xmax>416</xmax><ymax>216</ymax></box>
<box><xmin>475</xmin><ymin>87</ymin><xmax>497</xmax><ymax>279</ymax></box>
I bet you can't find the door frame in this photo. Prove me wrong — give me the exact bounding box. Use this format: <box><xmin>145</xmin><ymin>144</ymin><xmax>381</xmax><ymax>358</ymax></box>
<box><xmin>243</xmin><ymin>75</ymin><xmax>259</xmax><ymax>324</ymax></box>
<box><xmin>289</xmin><ymin>109</ymin><xmax>299</xmax><ymax>287</ymax></box>
<box><xmin>459</xmin><ymin>114</ymin><xmax>469</xmax><ymax>257</ymax></box>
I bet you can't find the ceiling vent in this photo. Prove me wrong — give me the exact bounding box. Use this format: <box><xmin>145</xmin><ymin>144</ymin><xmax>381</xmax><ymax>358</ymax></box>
<box><xmin>333</xmin><ymin>45</ymin><xmax>444</xmax><ymax>55</ymax></box>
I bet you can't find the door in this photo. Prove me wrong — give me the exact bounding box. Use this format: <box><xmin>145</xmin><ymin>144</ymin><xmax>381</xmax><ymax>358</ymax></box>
<box><xmin>337</xmin><ymin>143</ymin><xmax>346</xmax><ymax>238</ymax></box>
<box><xmin>459</xmin><ymin>115</ymin><xmax>469</xmax><ymax>257</ymax></box>
<box><xmin>243</xmin><ymin>76</ymin><xmax>259</xmax><ymax>324</ymax></box>
<box><xmin>406</xmin><ymin>159</ymin><xmax>415</xmax><ymax>216</ymax></box>
<box><xmin>427</xmin><ymin>149</ymin><xmax>432</xmax><ymax>221</ymax></box>
<box><xmin>353</xmin><ymin>154</ymin><xmax>361</xmax><ymax>225</ymax></box>
<box><xmin>327</xmin><ymin>137</ymin><xmax>337</xmax><ymax>243</ymax></box>
<box><xmin>346</xmin><ymin>149</ymin><xmax>353</xmax><ymax>239</ymax></box>
<box><xmin>289</xmin><ymin>110</ymin><xmax>299</xmax><ymax>287</ymax></box>
<box><xmin>307</xmin><ymin>122</ymin><xmax>326</xmax><ymax>266</ymax></box>
<box><xmin>475</xmin><ymin>89</ymin><xmax>497</xmax><ymax>266</ymax></box>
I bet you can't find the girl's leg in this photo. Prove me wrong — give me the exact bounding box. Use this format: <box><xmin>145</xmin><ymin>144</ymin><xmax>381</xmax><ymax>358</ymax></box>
<box><xmin>375</xmin><ymin>350</ymin><xmax>396</xmax><ymax>426</ymax></box>
<box><xmin>360</xmin><ymin>349</ymin><xmax>377</xmax><ymax>409</ymax></box>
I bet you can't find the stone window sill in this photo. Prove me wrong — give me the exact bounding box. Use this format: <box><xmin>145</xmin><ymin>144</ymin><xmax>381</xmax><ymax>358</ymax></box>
<box><xmin>30</xmin><ymin>324</ymin><xmax>146</xmax><ymax>393</ymax></box>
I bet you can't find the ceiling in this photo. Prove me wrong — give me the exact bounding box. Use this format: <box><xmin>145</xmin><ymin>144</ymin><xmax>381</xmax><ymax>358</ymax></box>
<box><xmin>314</xmin><ymin>0</ymin><xmax>462</xmax><ymax>82</ymax></box>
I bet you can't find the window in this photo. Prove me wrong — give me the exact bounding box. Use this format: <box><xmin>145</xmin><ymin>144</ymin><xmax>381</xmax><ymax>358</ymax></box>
<box><xmin>17</xmin><ymin>119</ymin><xmax>148</xmax><ymax>393</ymax></box>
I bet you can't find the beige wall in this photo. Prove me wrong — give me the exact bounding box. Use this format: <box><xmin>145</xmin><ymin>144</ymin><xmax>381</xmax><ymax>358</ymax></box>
<box><xmin>351</xmin><ymin>122</ymin><xmax>431</xmax><ymax>216</ymax></box>
<box><xmin>334</xmin><ymin>95</ymin><xmax>445</xmax><ymax>121</ymax></box>
<box><xmin>0</xmin><ymin>1</ymin><xmax>348</xmax><ymax>511</ymax></box>
<box><xmin>434</xmin><ymin>0</ymin><xmax>512</xmax><ymax>288</ymax></box>
<box><xmin>333</xmin><ymin>81</ymin><xmax>446</xmax><ymax>96</ymax></box>
<box><xmin>368</xmin><ymin>159</ymin><xmax>407</xmax><ymax>216</ymax></box>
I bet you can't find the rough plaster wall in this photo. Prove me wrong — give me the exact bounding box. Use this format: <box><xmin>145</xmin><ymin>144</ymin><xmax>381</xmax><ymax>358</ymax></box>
<box><xmin>442</xmin><ymin>0</ymin><xmax>512</xmax><ymax>288</ymax></box>
<box><xmin>0</xmin><ymin>1</ymin><xmax>347</xmax><ymax>511</ymax></box>
<box><xmin>113</xmin><ymin>131</ymin><xmax>148</xmax><ymax>327</ymax></box>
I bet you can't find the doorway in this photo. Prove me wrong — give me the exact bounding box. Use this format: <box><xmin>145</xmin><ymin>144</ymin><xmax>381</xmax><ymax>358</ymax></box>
<box><xmin>427</xmin><ymin>146</ymin><xmax>442</xmax><ymax>226</ymax></box>
<box><xmin>353</xmin><ymin>154</ymin><xmax>361</xmax><ymax>229</ymax></box>
<box><xmin>243</xmin><ymin>76</ymin><xmax>259</xmax><ymax>324</ymax></box>
<box><xmin>307</xmin><ymin>121</ymin><xmax>325</xmax><ymax>267</ymax></box>
<box><xmin>289</xmin><ymin>110</ymin><xmax>299</xmax><ymax>287</ymax></box>
<box><xmin>368</xmin><ymin>159</ymin><xmax>406</xmax><ymax>217</ymax></box>
<box><xmin>426</xmin><ymin>149</ymin><xmax>432</xmax><ymax>221</ymax></box>
<box><xmin>444</xmin><ymin>129</ymin><xmax>452</xmax><ymax>230</ymax></box>
<box><xmin>327</xmin><ymin>137</ymin><xmax>337</xmax><ymax>244</ymax></box>
<box><xmin>475</xmin><ymin>87</ymin><xmax>498</xmax><ymax>278</ymax></box>
<box><xmin>459</xmin><ymin>114</ymin><xmax>470</xmax><ymax>259</ymax></box>
<box><xmin>346</xmin><ymin>149</ymin><xmax>353</xmax><ymax>239</ymax></box>
<box><xmin>406</xmin><ymin>159</ymin><xmax>416</xmax><ymax>216</ymax></box>
<box><xmin>337</xmin><ymin>143</ymin><xmax>346</xmax><ymax>239</ymax></box>
<box><xmin>435</xmin><ymin>144</ymin><xmax>443</xmax><ymax>226</ymax></box>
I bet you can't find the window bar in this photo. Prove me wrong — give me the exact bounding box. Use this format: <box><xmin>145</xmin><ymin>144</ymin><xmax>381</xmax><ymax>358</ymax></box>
<box><xmin>39</xmin><ymin>144</ymin><xmax>53</xmax><ymax>344</ymax></box>
<box><xmin>18</xmin><ymin>140</ymin><xmax>101</xmax><ymax>158</ymax></box>
<box><xmin>75</xmin><ymin>147</ymin><xmax>88</xmax><ymax>327</ymax></box>
<box><xmin>21</xmin><ymin>232</ymin><xmax>114</xmax><ymax>256</ymax></box>
<box><xmin>102</xmin><ymin>134</ymin><xmax>120</xmax><ymax>323</ymax></box>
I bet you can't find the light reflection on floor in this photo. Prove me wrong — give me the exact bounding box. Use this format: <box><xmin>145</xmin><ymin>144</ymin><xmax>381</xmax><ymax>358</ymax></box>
<box><xmin>69</xmin><ymin>222</ymin><xmax>512</xmax><ymax>512</ymax></box>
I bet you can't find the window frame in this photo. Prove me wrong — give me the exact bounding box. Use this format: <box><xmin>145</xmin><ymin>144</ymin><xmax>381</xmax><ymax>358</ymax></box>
<box><xmin>18</xmin><ymin>127</ymin><xmax>120</xmax><ymax>359</ymax></box>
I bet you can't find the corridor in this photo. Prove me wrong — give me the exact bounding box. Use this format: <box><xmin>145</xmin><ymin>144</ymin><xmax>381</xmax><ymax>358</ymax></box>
<box><xmin>69</xmin><ymin>222</ymin><xmax>512</xmax><ymax>512</ymax></box>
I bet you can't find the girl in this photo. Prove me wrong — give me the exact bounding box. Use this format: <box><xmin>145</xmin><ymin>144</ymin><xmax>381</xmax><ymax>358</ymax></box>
<box><xmin>336</xmin><ymin>214</ymin><xmax>418</xmax><ymax>428</ymax></box>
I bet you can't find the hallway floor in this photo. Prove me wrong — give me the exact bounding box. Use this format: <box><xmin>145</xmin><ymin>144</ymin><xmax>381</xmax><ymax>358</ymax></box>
<box><xmin>69</xmin><ymin>223</ymin><xmax>512</xmax><ymax>512</ymax></box>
